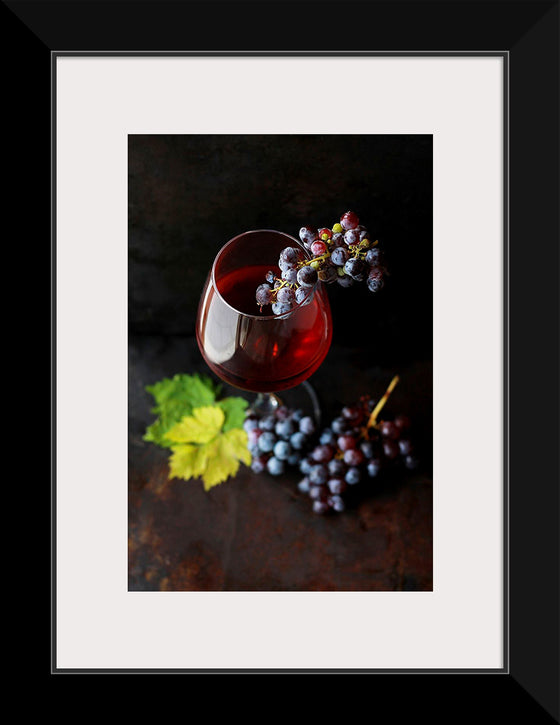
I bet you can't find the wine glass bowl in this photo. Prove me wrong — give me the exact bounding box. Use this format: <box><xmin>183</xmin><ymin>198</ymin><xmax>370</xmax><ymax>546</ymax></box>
<box><xmin>196</xmin><ymin>230</ymin><xmax>332</xmax><ymax>397</ymax></box>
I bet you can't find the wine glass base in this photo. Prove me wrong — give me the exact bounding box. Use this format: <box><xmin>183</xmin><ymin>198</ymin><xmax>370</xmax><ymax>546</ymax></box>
<box><xmin>248</xmin><ymin>380</ymin><xmax>322</xmax><ymax>428</ymax></box>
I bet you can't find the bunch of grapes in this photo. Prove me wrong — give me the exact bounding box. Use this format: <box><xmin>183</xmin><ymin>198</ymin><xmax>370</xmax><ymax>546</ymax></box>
<box><xmin>244</xmin><ymin>377</ymin><xmax>420</xmax><ymax>515</ymax></box>
<box><xmin>255</xmin><ymin>210</ymin><xmax>386</xmax><ymax>314</ymax></box>
<box><xmin>297</xmin><ymin>377</ymin><xmax>420</xmax><ymax>514</ymax></box>
<box><xmin>243</xmin><ymin>405</ymin><xmax>316</xmax><ymax>476</ymax></box>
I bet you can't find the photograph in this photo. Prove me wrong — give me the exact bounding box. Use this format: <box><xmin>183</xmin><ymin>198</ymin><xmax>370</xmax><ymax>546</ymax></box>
<box><xmin>37</xmin><ymin>0</ymin><xmax>558</xmax><ymax>711</ymax></box>
<box><xmin>128</xmin><ymin>133</ymin><xmax>433</xmax><ymax>592</ymax></box>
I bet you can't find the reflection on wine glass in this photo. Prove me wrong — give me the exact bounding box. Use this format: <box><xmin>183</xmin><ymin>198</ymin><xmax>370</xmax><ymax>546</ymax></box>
<box><xmin>196</xmin><ymin>230</ymin><xmax>332</xmax><ymax>419</ymax></box>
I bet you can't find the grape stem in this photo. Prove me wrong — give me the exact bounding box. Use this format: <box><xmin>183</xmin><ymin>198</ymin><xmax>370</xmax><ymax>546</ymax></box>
<box><xmin>298</xmin><ymin>253</ymin><xmax>331</xmax><ymax>268</ymax></box>
<box><xmin>264</xmin><ymin>276</ymin><xmax>296</xmax><ymax>308</ymax></box>
<box><xmin>298</xmin><ymin>238</ymin><xmax>379</xmax><ymax>269</ymax></box>
<box><xmin>367</xmin><ymin>375</ymin><xmax>400</xmax><ymax>427</ymax></box>
<box><xmin>274</xmin><ymin>277</ymin><xmax>296</xmax><ymax>290</ymax></box>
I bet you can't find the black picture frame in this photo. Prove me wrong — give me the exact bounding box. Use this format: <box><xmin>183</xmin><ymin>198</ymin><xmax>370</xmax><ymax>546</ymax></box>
<box><xmin>22</xmin><ymin>0</ymin><xmax>557</xmax><ymax>717</ymax></box>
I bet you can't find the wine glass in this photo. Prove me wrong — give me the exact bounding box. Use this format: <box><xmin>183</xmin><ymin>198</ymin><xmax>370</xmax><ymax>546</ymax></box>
<box><xmin>196</xmin><ymin>230</ymin><xmax>332</xmax><ymax>421</ymax></box>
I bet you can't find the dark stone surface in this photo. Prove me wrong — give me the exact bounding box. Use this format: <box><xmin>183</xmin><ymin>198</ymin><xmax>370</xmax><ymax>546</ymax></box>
<box><xmin>129</xmin><ymin>335</ymin><xmax>432</xmax><ymax>591</ymax></box>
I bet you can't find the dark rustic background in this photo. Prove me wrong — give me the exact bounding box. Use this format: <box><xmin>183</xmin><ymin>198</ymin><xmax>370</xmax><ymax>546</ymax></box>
<box><xmin>128</xmin><ymin>134</ymin><xmax>433</xmax><ymax>591</ymax></box>
<box><xmin>129</xmin><ymin>134</ymin><xmax>432</xmax><ymax>362</ymax></box>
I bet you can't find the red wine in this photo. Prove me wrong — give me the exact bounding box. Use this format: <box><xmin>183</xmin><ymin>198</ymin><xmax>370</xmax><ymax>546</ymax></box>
<box><xmin>197</xmin><ymin>264</ymin><xmax>332</xmax><ymax>392</ymax></box>
<box><xmin>219</xmin><ymin>263</ymin><xmax>282</xmax><ymax>316</ymax></box>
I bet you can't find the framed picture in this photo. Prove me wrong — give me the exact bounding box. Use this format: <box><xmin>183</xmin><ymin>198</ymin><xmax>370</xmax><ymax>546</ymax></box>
<box><xmin>31</xmin><ymin>0</ymin><xmax>558</xmax><ymax>715</ymax></box>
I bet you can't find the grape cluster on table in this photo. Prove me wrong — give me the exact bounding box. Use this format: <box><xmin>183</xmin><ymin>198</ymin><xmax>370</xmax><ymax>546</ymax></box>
<box><xmin>244</xmin><ymin>395</ymin><xmax>419</xmax><ymax>515</ymax></box>
<box><xmin>298</xmin><ymin>397</ymin><xmax>419</xmax><ymax>514</ymax></box>
<box><xmin>243</xmin><ymin>405</ymin><xmax>316</xmax><ymax>477</ymax></box>
<box><xmin>255</xmin><ymin>210</ymin><xmax>386</xmax><ymax>314</ymax></box>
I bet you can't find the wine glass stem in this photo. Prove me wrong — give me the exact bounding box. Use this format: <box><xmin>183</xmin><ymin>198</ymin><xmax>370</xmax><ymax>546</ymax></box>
<box><xmin>250</xmin><ymin>392</ymin><xmax>282</xmax><ymax>417</ymax></box>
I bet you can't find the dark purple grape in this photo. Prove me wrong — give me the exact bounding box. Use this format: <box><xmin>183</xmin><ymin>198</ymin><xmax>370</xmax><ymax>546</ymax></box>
<box><xmin>248</xmin><ymin>445</ymin><xmax>260</xmax><ymax>458</ymax></box>
<box><xmin>398</xmin><ymin>439</ymin><xmax>413</xmax><ymax>456</ymax></box>
<box><xmin>299</xmin><ymin>457</ymin><xmax>313</xmax><ymax>475</ymax></box>
<box><xmin>331</xmin><ymin>232</ymin><xmax>345</xmax><ymax>248</ymax></box>
<box><xmin>273</xmin><ymin>440</ymin><xmax>292</xmax><ymax>460</ymax></box>
<box><xmin>365</xmin><ymin>248</ymin><xmax>382</xmax><ymax>266</ymax></box>
<box><xmin>251</xmin><ymin>455</ymin><xmax>269</xmax><ymax>474</ymax></box>
<box><xmin>247</xmin><ymin>428</ymin><xmax>262</xmax><ymax>448</ymax></box>
<box><xmin>299</xmin><ymin>226</ymin><xmax>318</xmax><ymax>246</ymax></box>
<box><xmin>327</xmin><ymin>478</ymin><xmax>347</xmax><ymax>495</ymax></box>
<box><xmin>258</xmin><ymin>415</ymin><xmax>276</xmax><ymax>431</ymax></box>
<box><xmin>331</xmin><ymin>417</ymin><xmax>349</xmax><ymax>435</ymax></box>
<box><xmin>328</xmin><ymin>458</ymin><xmax>347</xmax><ymax>477</ymax></box>
<box><xmin>299</xmin><ymin>416</ymin><xmax>316</xmax><ymax>435</ymax></box>
<box><xmin>295</xmin><ymin>286</ymin><xmax>313</xmax><ymax>305</ymax></box>
<box><xmin>265</xmin><ymin>270</ymin><xmax>276</xmax><ymax>284</ymax></box>
<box><xmin>319</xmin><ymin>429</ymin><xmax>337</xmax><ymax>446</ymax></box>
<box><xmin>296</xmin><ymin>265</ymin><xmax>318</xmax><ymax>288</ymax></box>
<box><xmin>345</xmin><ymin>467</ymin><xmax>361</xmax><ymax>485</ymax></box>
<box><xmin>243</xmin><ymin>416</ymin><xmax>259</xmax><ymax>433</ymax></box>
<box><xmin>341</xmin><ymin>405</ymin><xmax>364</xmax><ymax>425</ymax></box>
<box><xmin>275</xmin><ymin>406</ymin><xmax>290</xmax><ymax>420</ymax></box>
<box><xmin>271</xmin><ymin>301</ymin><xmax>292</xmax><ymax>316</ymax></box>
<box><xmin>276</xmin><ymin>286</ymin><xmax>295</xmax><ymax>305</ymax></box>
<box><xmin>255</xmin><ymin>283</ymin><xmax>273</xmax><ymax>306</ymax></box>
<box><xmin>367</xmin><ymin>458</ymin><xmax>382</xmax><ymax>477</ymax></box>
<box><xmin>280</xmin><ymin>246</ymin><xmax>305</xmax><ymax>268</ymax></box>
<box><xmin>330</xmin><ymin>246</ymin><xmax>349</xmax><ymax>266</ymax></box>
<box><xmin>360</xmin><ymin>440</ymin><xmax>375</xmax><ymax>458</ymax></box>
<box><xmin>298</xmin><ymin>477</ymin><xmax>310</xmax><ymax>493</ymax></box>
<box><xmin>258</xmin><ymin>431</ymin><xmax>276</xmax><ymax>452</ymax></box>
<box><xmin>290</xmin><ymin>431</ymin><xmax>307</xmax><ymax>450</ymax></box>
<box><xmin>311</xmin><ymin>444</ymin><xmax>334</xmax><ymax>463</ymax></box>
<box><xmin>343</xmin><ymin>448</ymin><xmax>365</xmax><ymax>467</ymax></box>
<box><xmin>312</xmin><ymin>500</ymin><xmax>330</xmax><ymax>515</ymax></box>
<box><xmin>281</xmin><ymin>267</ymin><xmax>298</xmax><ymax>284</ymax></box>
<box><xmin>267</xmin><ymin>456</ymin><xmax>285</xmax><ymax>476</ymax></box>
<box><xmin>394</xmin><ymin>414</ymin><xmax>411</xmax><ymax>431</ymax></box>
<box><xmin>380</xmin><ymin>421</ymin><xmax>400</xmax><ymax>440</ymax></box>
<box><xmin>309</xmin><ymin>464</ymin><xmax>328</xmax><ymax>485</ymax></box>
<box><xmin>344</xmin><ymin>228</ymin><xmax>360</xmax><ymax>246</ymax></box>
<box><xmin>343</xmin><ymin>257</ymin><xmax>367</xmax><ymax>281</ymax></box>
<box><xmin>309</xmin><ymin>484</ymin><xmax>328</xmax><ymax>501</ymax></box>
<box><xmin>383</xmin><ymin>440</ymin><xmax>400</xmax><ymax>460</ymax></box>
<box><xmin>404</xmin><ymin>454</ymin><xmax>419</xmax><ymax>470</ymax></box>
<box><xmin>367</xmin><ymin>276</ymin><xmax>384</xmax><ymax>293</ymax></box>
<box><xmin>287</xmin><ymin>452</ymin><xmax>302</xmax><ymax>466</ymax></box>
<box><xmin>367</xmin><ymin>266</ymin><xmax>384</xmax><ymax>293</ymax></box>
<box><xmin>337</xmin><ymin>434</ymin><xmax>357</xmax><ymax>451</ymax></box>
<box><xmin>328</xmin><ymin>495</ymin><xmax>345</xmax><ymax>512</ymax></box>
<box><xmin>279</xmin><ymin>259</ymin><xmax>294</xmax><ymax>273</ymax></box>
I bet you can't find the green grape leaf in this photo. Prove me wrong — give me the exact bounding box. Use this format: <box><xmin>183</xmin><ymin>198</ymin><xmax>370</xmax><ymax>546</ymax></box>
<box><xmin>216</xmin><ymin>396</ymin><xmax>249</xmax><ymax>432</ymax></box>
<box><xmin>199</xmin><ymin>428</ymin><xmax>251</xmax><ymax>490</ymax></box>
<box><xmin>143</xmin><ymin>373</ymin><xmax>251</xmax><ymax>489</ymax></box>
<box><xmin>143</xmin><ymin>373</ymin><xmax>221</xmax><ymax>447</ymax></box>
<box><xmin>165</xmin><ymin>406</ymin><xmax>225</xmax><ymax>445</ymax></box>
<box><xmin>168</xmin><ymin>443</ymin><xmax>209</xmax><ymax>480</ymax></box>
<box><xmin>168</xmin><ymin>414</ymin><xmax>250</xmax><ymax>490</ymax></box>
